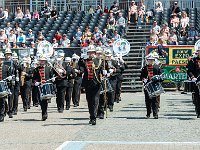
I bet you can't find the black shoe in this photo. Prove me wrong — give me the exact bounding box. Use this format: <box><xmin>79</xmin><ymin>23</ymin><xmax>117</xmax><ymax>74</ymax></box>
<box><xmin>34</xmin><ymin>103</ymin><xmax>39</xmax><ymax>107</ymax></box>
<box><xmin>197</xmin><ymin>114</ymin><xmax>200</xmax><ymax>118</ymax></box>
<box><xmin>58</xmin><ymin>109</ymin><xmax>63</xmax><ymax>113</ymax></box>
<box><xmin>42</xmin><ymin>114</ymin><xmax>48</xmax><ymax>121</ymax></box>
<box><xmin>0</xmin><ymin>116</ymin><xmax>4</xmax><ymax>122</ymax></box>
<box><xmin>28</xmin><ymin>105</ymin><xmax>31</xmax><ymax>109</ymax></box>
<box><xmin>66</xmin><ymin>107</ymin><xmax>70</xmax><ymax>110</ymax></box>
<box><xmin>89</xmin><ymin>120</ymin><xmax>92</xmax><ymax>124</ymax></box>
<box><xmin>153</xmin><ymin>115</ymin><xmax>158</xmax><ymax>119</ymax></box>
<box><xmin>91</xmin><ymin>119</ymin><xmax>96</xmax><ymax>125</ymax></box>
<box><xmin>116</xmin><ymin>99</ymin><xmax>119</xmax><ymax>103</ymax></box>
<box><xmin>109</xmin><ymin>106</ymin><xmax>113</xmax><ymax>112</ymax></box>
<box><xmin>13</xmin><ymin>111</ymin><xmax>17</xmax><ymax>115</ymax></box>
<box><xmin>24</xmin><ymin>108</ymin><xmax>27</xmax><ymax>112</ymax></box>
<box><xmin>8</xmin><ymin>113</ymin><xmax>13</xmax><ymax>118</ymax></box>
<box><xmin>146</xmin><ymin>115</ymin><xmax>150</xmax><ymax>119</ymax></box>
<box><xmin>99</xmin><ymin>114</ymin><xmax>104</xmax><ymax>119</ymax></box>
<box><xmin>77</xmin><ymin>103</ymin><xmax>79</xmax><ymax>106</ymax></box>
<box><xmin>74</xmin><ymin>104</ymin><xmax>77</xmax><ymax>107</ymax></box>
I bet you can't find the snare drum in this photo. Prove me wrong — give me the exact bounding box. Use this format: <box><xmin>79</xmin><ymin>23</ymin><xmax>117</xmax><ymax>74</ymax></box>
<box><xmin>0</xmin><ymin>81</ymin><xmax>10</xmax><ymax>98</ymax></box>
<box><xmin>39</xmin><ymin>83</ymin><xmax>56</xmax><ymax>100</ymax></box>
<box><xmin>145</xmin><ymin>81</ymin><xmax>164</xmax><ymax>98</ymax></box>
<box><xmin>183</xmin><ymin>80</ymin><xmax>196</xmax><ymax>92</ymax></box>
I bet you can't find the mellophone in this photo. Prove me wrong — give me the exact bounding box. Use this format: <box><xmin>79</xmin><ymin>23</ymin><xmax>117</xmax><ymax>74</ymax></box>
<box><xmin>0</xmin><ymin>76</ymin><xmax>14</xmax><ymax>98</ymax></box>
<box><xmin>144</xmin><ymin>75</ymin><xmax>165</xmax><ymax>98</ymax></box>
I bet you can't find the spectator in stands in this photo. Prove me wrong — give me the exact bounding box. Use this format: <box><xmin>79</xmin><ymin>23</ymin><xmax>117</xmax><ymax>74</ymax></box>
<box><xmin>24</xmin><ymin>9</ymin><xmax>31</xmax><ymax>20</ymax></box>
<box><xmin>188</xmin><ymin>26</ymin><xmax>199</xmax><ymax>41</ymax></box>
<box><xmin>170</xmin><ymin>13</ymin><xmax>180</xmax><ymax>28</ymax></box>
<box><xmin>104</xmin><ymin>6</ymin><xmax>109</xmax><ymax>14</ymax></box>
<box><xmin>36</xmin><ymin>35</ymin><xmax>44</xmax><ymax>44</ymax></box>
<box><xmin>110</xmin><ymin>1</ymin><xmax>120</xmax><ymax>16</ymax></box>
<box><xmin>128</xmin><ymin>1</ymin><xmax>137</xmax><ymax>24</ymax></box>
<box><xmin>4</xmin><ymin>22</ymin><xmax>12</xmax><ymax>35</ymax></box>
<box><xmin>138</xmin><ymin>2</ymin><xmax>146</xmax><ymax>23</ymax></box>
<box><xmin>179</xmin><ymin>27</ymin><xmax>188</xmax><ymax>37</ymax></box>
<box><xmin>162</xmin><ymin>22</ymin><xmax>170</xmax><ymax>36</ymax></box>
<box><xmin>17</xmin><ymin>30</ymin><xmax>26</xmax><ymax>43</ymax></box>
<box><xmin>51</xmin><ymin>6</ymin><xmax>58</xmax><ymax>18</ymax></box>
<box><xmin>14</xmin><ymin>22</ymin><xmax>22</xmax><ymax>37</ymax></box>
<box><xmin>37</xmin><ymin>31</ymin><xmax>44</xmax><ymax>39</ymax></box>
<box><xmin>15</xmin><ymin>7</ymin><xmax>24</xmax><ymax>20</ymax></box>
<box><xmin>93</xmin><ymin>27</ymin><xmax>103</xmax><ymax>43</ymax></box>
<box><xmin>150</xmin><ymin>21</ymin><xmax>160</xmax><ymax>35</ymax></box>
<box><xmin>168</xmin><ymin>29</ymin><xmax>178</xmax><ymax>45</ymax></box>
<box><xmin>108</xmin><ymin>39</ymin><xmax>114</xmax><ymax>47</ymax></box>
<box><xmin>73</xmin><ymin>27</ymin><xmax>82</xmax><ymax>44</ymax></box>
<box><xmin>4</xmin><ymin>9</ymin><xmax>8</xmax><ymax>20</ymax></box>
<box><xmin>8</xmin><ymin>30</ymin><xmax>16</xmax><ymax>46</ymax></box>
<box><xmin>33</xmin><ymin>10</ymin><xmax>40</xmax><ymax>20</ymax></box>
<box><xmin>180</xmin><ymin>11</ymin><xmax>189</xmax><ymax>30</ymax></box>
<box><xmin>20</xmin><ymin>42</ymin><xmax>27</xmax><ymax>48</ymax></box>
<box><xmin>26</xmin><ymin>29</ymin><xmax>35</xmax><ymax>42</ymax></box>
<box><xmin>171</xmin><ymin>1</ymin><xmax>181</xmax><ymax>16</ymax></box>
<box><xmin>150</xmin><ymin>31</ymin><xmax>158</xmax><ymax>45</ymax></box>
<box><xmin>81</xmin><ymin>39</ymin><xmax>89</xmax><ymax>47</ymax></box>
<box><xmin>82</xmin><ymin>26</ymin><xmax>92</xmax><ymax>41</ymax></box>
<box><xmin>0</xmin><ymin>29</ymin><xmax>7</xmax><ymax>44</ymax></box>
<box><xmin>29</xmin><ymin>42</ymin><xmax>35</xmax><ymax>56</ymax></box>
<box><xmin>52</xmin><ymin>38</ymin><xmax>58</xmax><ymax>48</ymax></box>
<box><xmin>2</xmin><ymin>39</ymin><xmax>11</xmax><ymax>49</ymax></box>
<box><xmin>96</xmin><ymin>5</ymin><xmax>103</xmax><ymax>14</ymax></box>
<box><xmin>107</xmin><ymin>12</ymin><xmax>116</xmax><ymax>32</ymax></box>
<box><xmin>60</xmin><ymin>34</ymin><xmax>70</xmax><ymax>48</ymax></box>
<box><xmin>155</xmin><ymin>1</ymin><xmax>163</xmax><ymax>13</ymax></box>
<box><xmin>159</xmin><ymin>30</ymin><xmax>168</xmax><ymax>45</ymax></box>
<box><xmin>12</xmin><ymin>42</ymin><xmax>18</xmax><ymax>48</ymax></box>
<box><xmin>116</xmin><ymin>12</ymin><xmax>126</xmax><ymax>36</ymax></box>
<box><xmin>0</xmin><ymin>7</ymin><xmax>6</xmax><ymax>21</ymax></box>
<box><xmin>41</xmin><ymin>1</ymin><xmax>51</xmax><ymax>18</ymax></box>
<box><xmin>102</xmin><ymin>28</ymin><xmax>111</xmax><ymax>45</ymax></box>
<box><xmin>54</xmin><ymin>31</ymin><xmax>62</xmax><ymax>42</ymax></box>
<box><xmin>88</xmin><ymin>5</ymin><xmax>94</xmax><ymax>15</ymax></box>
<box><xmin>98</xmin><ymin>40</ymin><xmax>103</xmax><ymax>47</ymax></box>
<box><xmin>112</xmin><ymin>30</ymin><xmax>120</xmax><ymax>41</ymax></box>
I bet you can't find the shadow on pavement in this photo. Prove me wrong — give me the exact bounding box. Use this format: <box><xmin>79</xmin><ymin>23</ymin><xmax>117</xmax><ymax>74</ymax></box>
<box><xmin>165</xmin><ymin>117</ymin><xmax>196</xmax><ymax>120</ymax></box>
<box><xmin>120</xmin><ymin>109</ymin><xmax>144</xmax><ymax>112</ymax></box>
<box><xmin>60</xmin><ymin>117</ymin><xmax>89</xmax><ymax>120</ymax></box>
<box><xmin>42</xmin><ymin>123</ymin><xmax>89</xmax><ymax>126</ymax></box>
<box><xmin>164</xmin><ymin>114</ymin><xmax>196</xmax><ymax>117</ymax></box>
<box><xmin>113</xmin><ymin>116</ymin><xmax>146</xmax><ymax>119</ymax></box>
<box><xmin>13</xmin><ymin>119</ymin><xmax>41</xmax><ymax>121</ymax></box>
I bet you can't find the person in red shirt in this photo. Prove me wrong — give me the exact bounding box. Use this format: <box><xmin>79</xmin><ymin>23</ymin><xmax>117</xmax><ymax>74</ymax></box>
<box><xmin>54</xmin><ymin>31</ymin><xmax>62</xmax><ymax>42</ymax></box>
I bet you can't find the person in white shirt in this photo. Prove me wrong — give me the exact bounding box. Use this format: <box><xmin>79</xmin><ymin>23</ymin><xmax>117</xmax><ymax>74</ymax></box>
<box><xmin>52</xmin><ymin>38</ymin><xmax>58</xmax><ymax>48</ymax></box>
<box><xmin>112</xmin><ymin>30</ymin><xmax>120</xmax><ymax>41</ymax></box>
<box><xmin>4</xmin><ymin>22</ymin><xmax>12</xmax><ymax>35</ymax></box>
<box><xmin>0</xmin><ymin>29</ymin><xmax>7</xmax><ymax>43</ymax></box>
<box><xmin>4</xmin><ymin>9</ymin><xmax>8</xmax><ymax>20</ymax></box>
<box><xmin>15</xmin><ymin>7</ymin><xmax>24</xmax><ymax>20</ymax></box>
<box><xmin>155</xmin><ymin>1</ymin><xmax>163</xmax><ymax>13</ymax></box>
<box><xmin>8</xmin><ymin>30</ymin><xmax>16</xmax><ymax>44</ymax></box>
<box><xmin>24</xmin><ymin>9</ymin><xmax>31</xmax><ymax>20</ymax></box>
<box><xmin>116</xmin><ymin>12</ymin><xmax>126</xmax><ymax>36</ymax></box>
<box><xmin>60</xmin><ymin>34</ymin><xmax>70</xmax><ymax>48</ymax></box>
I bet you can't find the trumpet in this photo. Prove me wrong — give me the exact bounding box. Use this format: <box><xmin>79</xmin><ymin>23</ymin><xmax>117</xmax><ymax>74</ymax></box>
<box><xmin>48</xmin><ymin>61</ymin><xmax>66</xmax><ymax>79</ymax></box>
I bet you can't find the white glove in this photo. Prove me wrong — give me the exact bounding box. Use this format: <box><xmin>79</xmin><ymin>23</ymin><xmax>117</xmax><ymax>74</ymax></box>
<box><xmin>51</xmin><ymin>77</ymin><xmax>56</xmax><ymax>82</ymax></box>
<box><xmin>120</xmin><ymin>58</ymin><xmax>124</xmax><ymax>63</ymax></box>
<box><xmin>192</xmin><ymin>78</ymin><xmax>197</xmax><ymax>82</ymax></box>
<box><xmin>143</xmin><ymin>78</ymin><xmax>148</xmax><ymax>84</ymax></box>
<box><xmin>22</xmin><ymin>72</ymin><xmax>27</xmax><ymax>76</ymax></box>
<box><xmin>103</xmin><ymin>70</ymin><xmax>107</xmax><ymax>75</ymax></box>
<box><xmin>107</xmin><ymin>73</ymin><xmax>111</xmax><ymax>77</ymax></box>
<box><xmin>109</xmin><ymin>69</ymin><xmax>114</xmax><ymax>74</ymax></box>
<box><xmin>35</xmin><ymin>82</ymin><xmax>40</xmax><ymax>86</ymax></box>
<box><xmin>74</xmin><ymin>69</ymin><xmax>79</xmax><ymax>73</ymax></box>
<box><xmin>16</xmin><ymin>77</ymin><xmax>19</xmax><ymax>82</ymax></box>
<box><xmin>7</xmin><ymin>76</ymin><xmax>13</xmax><ymax>81</ymax></box>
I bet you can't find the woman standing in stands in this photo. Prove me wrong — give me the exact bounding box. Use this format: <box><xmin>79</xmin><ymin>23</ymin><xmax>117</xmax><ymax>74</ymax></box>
<box><xmin>170</xmin><ymin>13</ymin><xmax>180</xmax><ymax>29</ymax></box>
<box><xmin>180</xmin><ymin>11</ymin><xmax>189</xmax><ymax>30</ymax></box>
<box><xmin>15</xmin><ymin>7</ymin><xmax>24</xmax><ymax>20</ymax></box>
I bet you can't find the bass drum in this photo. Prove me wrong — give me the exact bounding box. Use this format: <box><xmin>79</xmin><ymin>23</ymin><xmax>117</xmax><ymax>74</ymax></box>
<box><xmin>0</xmin><ymin>81</ymin><xmax>10</xmax><ymax>98</ymax></box>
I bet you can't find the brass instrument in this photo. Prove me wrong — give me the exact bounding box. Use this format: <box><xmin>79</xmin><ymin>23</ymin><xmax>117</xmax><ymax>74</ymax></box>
<box><xmin>21</xmin><ymin>67</ymin><xmax>26</xmax><ymax>86</ymax></box>
<box><xmin>48</xmin><ymin>61</ymin><xmax>66</xmax><ymax>79</ymax></box>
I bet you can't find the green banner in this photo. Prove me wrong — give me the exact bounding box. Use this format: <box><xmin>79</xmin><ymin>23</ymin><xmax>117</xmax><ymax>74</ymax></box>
<box><xmin>163</xmin><ymin>66</ymin><xmax>187</xmax><ymax>81</ymax></box>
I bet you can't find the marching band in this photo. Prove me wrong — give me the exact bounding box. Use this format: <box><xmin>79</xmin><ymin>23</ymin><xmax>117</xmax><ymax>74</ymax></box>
<box><xmin>0</xmin><ymin>44</ymin><xmax>126</xmax><ymax>125</ymax></box>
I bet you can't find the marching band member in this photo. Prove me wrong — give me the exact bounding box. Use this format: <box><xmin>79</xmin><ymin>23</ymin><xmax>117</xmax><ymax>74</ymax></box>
<box><xmin>65</xmin><ymin>57</ymin><xmax>75</xmax><ymax>110</ymax></box>
<box><xmin>72</xmin><ymin>54</ymin><xmax>84</xmax><ymax>107</ymax></box>
<box><xmin>4</xmin><ymin>48</ymin><xmax>15</xmax><ymax>118</ymax></box>
<box><xmin>20</xmin><ymin>58</ymin><xmax>33</xmax><ymax>112</ymax></box>
<box><xmin>187</xmin><ymin>47</ymin><xmax>200</xmax><ymax>118</ymax></box>
<box><xmin>12</xmin><ymin>52</ymin><xmax>21</xmax><ymax>115</ymax></box>
<box><xmin>80</xmin><ymin>45</ymin><xmax>103</xmax><ymax>125</ymax></box>
<box><xmin>54</xmin><ymin>51</ymin><xmax>68</xmax><ymax>113</ymax></box>
<box><xmin>140</xmin><ymin>54</ymin><xmax>163</xmax><ymax>119</ymax></box>
<box><xmin>0</xmin><ymin>52</ymin><xmax>12</xmax><ymax>122</ymax></box>
<box><xmin>33</xmin><ymin>55</ymin><xmax>54</xmax><ymax>121</ymax></box>
<box><xmin>113</xmin><ymin>54</ymin><xmax>126</xmax><ymax>103</ymax></box>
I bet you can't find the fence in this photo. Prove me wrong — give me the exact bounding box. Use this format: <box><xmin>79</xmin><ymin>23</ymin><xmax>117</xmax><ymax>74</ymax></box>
<box><xmin>2</xmin><ymin>0</ymin><xmax>200</xmax><ymax>13</ymax></box>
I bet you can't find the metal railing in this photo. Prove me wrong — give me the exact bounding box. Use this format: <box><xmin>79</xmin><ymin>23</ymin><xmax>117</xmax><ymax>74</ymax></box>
<box><xmin>2</xmin><ymin>0</ymin><xmax>200</xmax><ymax>13</ymax></box>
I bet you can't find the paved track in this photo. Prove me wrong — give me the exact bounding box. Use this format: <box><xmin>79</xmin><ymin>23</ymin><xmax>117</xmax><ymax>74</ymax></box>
<box><xmin>1</xmin><ymin>92</ymin><xmax>200</xmax><ymax>150</ymax></box>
